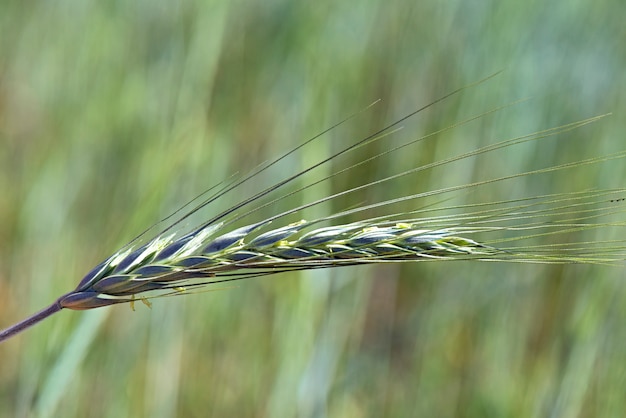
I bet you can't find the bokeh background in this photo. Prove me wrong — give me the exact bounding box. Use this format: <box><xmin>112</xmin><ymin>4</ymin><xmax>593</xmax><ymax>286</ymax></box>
<box><xmin>1</xmin><ymin>0</ymin><xmax>625</xmax><ymax>417</ymax></box>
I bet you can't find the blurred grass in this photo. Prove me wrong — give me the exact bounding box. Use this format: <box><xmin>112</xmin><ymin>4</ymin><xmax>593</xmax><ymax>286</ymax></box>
<box><xmin>1</xmin><ymin>0</ymin><xmax>625</xmax><ymax>417</ymax></box>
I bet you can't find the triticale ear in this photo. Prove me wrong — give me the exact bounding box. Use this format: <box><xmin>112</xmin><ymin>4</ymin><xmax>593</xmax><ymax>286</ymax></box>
<box><xmin>2</xmin><ymin>75</ymin><xmax>625</xmax><ymax>343</ymax></box>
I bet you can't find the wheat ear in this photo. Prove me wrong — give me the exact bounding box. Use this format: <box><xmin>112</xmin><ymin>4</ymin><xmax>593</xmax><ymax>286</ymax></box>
<box><xmin>2</xmin><ymin>75</ymin><xmax>624</xmax><ymax>342</ymax></box>
<box><xmin>56</xmin><ymin>220</ymin><xmax>498</xmax><ymax>310</ymax></box>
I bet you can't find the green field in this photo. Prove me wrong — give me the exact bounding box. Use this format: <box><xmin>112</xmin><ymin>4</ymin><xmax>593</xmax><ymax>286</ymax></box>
<box><xmin>1</xmin><ymin>0</ymin><xmax>625</xmax><ymax>417</ymax></box>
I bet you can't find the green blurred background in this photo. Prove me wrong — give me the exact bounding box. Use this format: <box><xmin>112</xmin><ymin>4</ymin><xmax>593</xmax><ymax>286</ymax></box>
<box><xmin>1</xmin><ymin>0</ymin><xmax>625</xmax><ymax>417</ymax></box>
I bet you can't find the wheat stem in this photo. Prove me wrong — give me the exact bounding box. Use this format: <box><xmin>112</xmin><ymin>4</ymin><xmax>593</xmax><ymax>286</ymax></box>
<box><xmin>0</xmin><ymin>300</ymin><xmax>63</xmax><ymax>343</ymax></box>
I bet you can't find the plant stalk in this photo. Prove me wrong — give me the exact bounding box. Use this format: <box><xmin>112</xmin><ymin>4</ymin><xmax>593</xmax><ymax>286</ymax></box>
<box><xmin>0</xmin><ymin>301</ymin><xmax>63</xmax><ymax>343</ymax></box>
